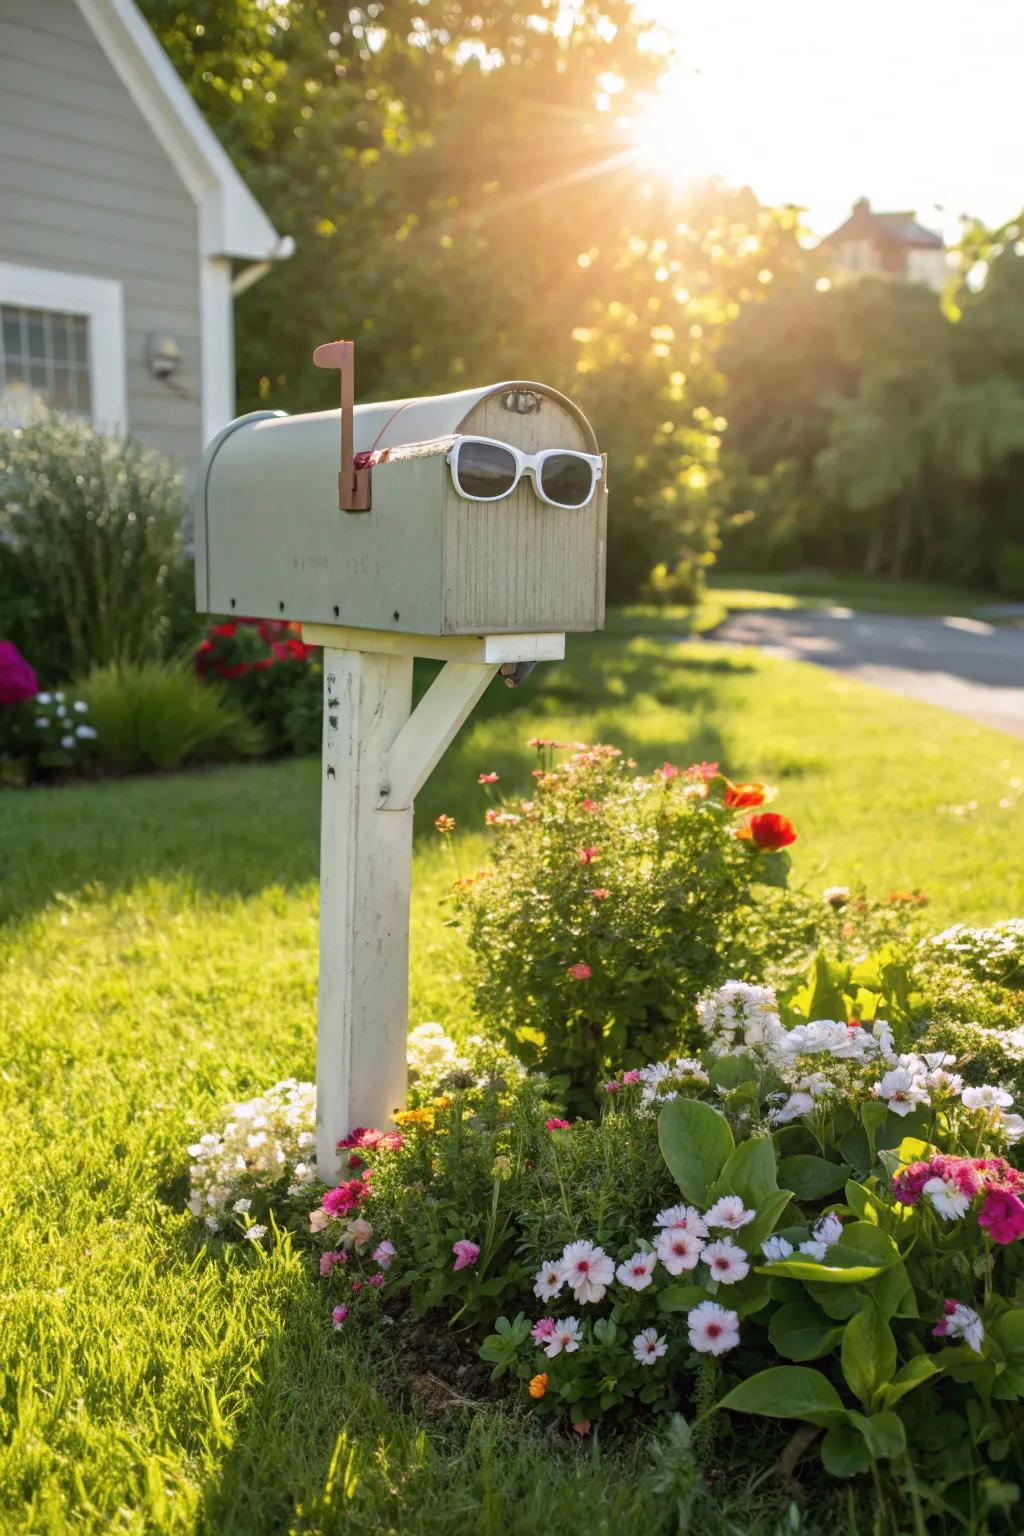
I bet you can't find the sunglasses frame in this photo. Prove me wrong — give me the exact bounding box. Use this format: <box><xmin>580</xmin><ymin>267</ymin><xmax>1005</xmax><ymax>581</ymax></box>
<box><xmin>446</xmin><ymin>435</ymin><xmax>603</xmax><ymax>510</ymax></box>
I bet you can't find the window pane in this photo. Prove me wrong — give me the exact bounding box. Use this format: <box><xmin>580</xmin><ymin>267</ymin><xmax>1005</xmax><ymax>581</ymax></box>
<box><xmin>0</xmin><ymin>304</ymin><xmax>92</xmax><ymax>420</ymax></box>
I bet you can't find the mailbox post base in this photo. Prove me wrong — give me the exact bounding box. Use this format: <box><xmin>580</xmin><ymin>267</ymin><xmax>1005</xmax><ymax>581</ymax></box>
<box><xmin>309</xmin><ymin>627</ymin><xmax>565</xmax><ymax>1183</ymax></box>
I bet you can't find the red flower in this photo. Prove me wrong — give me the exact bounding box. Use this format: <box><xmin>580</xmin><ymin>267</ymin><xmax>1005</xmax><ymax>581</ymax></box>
<box><xmin>724</xmin><ymin>780</ymin><xmax>768</xmax><ymax>809</ymax></box>
<box><xmin>591</xmin><ymin>888</ymin><xmax>609</xmax><ymax>901</ymax></box>
<box><xmin>567</xmin><ymin>961</ymin><xmax>592</xmax><ymax>980</ymax></box>
<box><xmin>211</xmin><ymin>622</ymin><xmax>237</xmax><ymax>638</ymax></box>
<box><xmin>740</xmin><ymin>812</ymin><xmax>797</xmax><ymax>851</ymax></box>
<box><xmin>580</xmin><ymin>798</ymin><xmax>599</xmax><ymax>812</ymax></box>
<box><xmin>578</xmin><ymin>846</ymin><xmax>599</xmax><ymax>865</ymax></box>
<box><xmin>546</xmin><ymin>1118</ymin><xmax>571</xmax><ymax>1130</ymax></box>
<box><xmin>656</xmin><ymin>762</ymin><xmax>680</xmax><ymax>781</ymax></box>
<box><xmin>0</xmin><ymin>642</ymin><xmax>38</xmax><ymax>705</ymax></box>
<box><xmin>478</xmin><ymin>771</ymin><xmax>499</xmax><ymax>784</ymax></box>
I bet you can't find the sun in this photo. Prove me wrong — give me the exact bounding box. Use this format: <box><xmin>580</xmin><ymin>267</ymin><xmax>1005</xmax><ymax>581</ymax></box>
<box><xmin>629</xmin><ymin>73</ymin><xmax>719</xmax><ymax>188</ymax></box>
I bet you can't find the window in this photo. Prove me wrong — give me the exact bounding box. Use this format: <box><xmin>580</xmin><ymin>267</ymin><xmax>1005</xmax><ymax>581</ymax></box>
<box><xmin>0</xmin><ymin>263</ymin><xmax>126</xmax><ymax>431</ymax></box>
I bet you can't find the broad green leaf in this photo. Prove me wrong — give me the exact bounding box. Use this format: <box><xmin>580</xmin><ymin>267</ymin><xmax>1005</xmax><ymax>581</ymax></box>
<box><xmin>844</xmin><ymin>1180</ymin><xmax>885</xmax><ymax>1225</ymax></box>
<box><xmin>866</xmin><ymin>1260</ymin><xmax>917</xmax><ymax>1321</ymax></box>
<box><xmin>850</xmin><ymin>1409</ymin><xmax>907</xmax><ymax>1461</ymax></box>
<box><xmin>772</xmin><ymin>1125</ymin><xmax>821</xmax><ymax>1159</ymax></box>
<box><xmin>718</xmin><ymin>1366</ymin><xmax>848</xmax><ymax>1428</ymax></box>
<box><xmin>821</xmin><ymin>1422</ymin><xmax>871</xmax><ymax>1477</ymax></box>
<box><xmin>657</xmin><ymin>1283</ymin><xmax>706</xmax><ymax>1314</ymax></box>
<box><xmin>777</xmin><ymin>1154</ymin><xmax>851</xmax><ymax>1199</ymax></box>
<box><xmin>742</xmin><ymin>1189</ymin><xmax>793</xmax><ymax>1252</ymax></box>
<box><xmin>808</xmin><ymin>1281</ymin><xmax>864</xmax><ymax>1319</ymax></box>
<box><xmin>806</xmin><ymin>952</ymin><xmax>848</xmax><ymax>1023</ymax></box>
<box><xmin>708</xmin><ymin>1054</ymin><xmax>759</xmax><ymax>1091</ymax></box>
<box><xmin>880</xmin><ymin>1355</ymin><xmax>940</xmax><ymax>1408</ymax></box>
<box><xmin>756</xmin><ymin>1259</ymin><xmax>886</xmax><ymax>1286</ymax></box>
<box><xmin>992</xmin><ymin>1310</ymin><xmax>1024</xmax><ymax>1364</ymax></box>
<box><xmin>841</xmin><ymin>1305</ymin><xmax>897</xmax><ymax>1407</ymax></box>
<box><xmin>658</xmin><ymin>1098</ymin><xmax>734</xmax><ymax>1205</ymax></box>
<box><xmin>991</xmin><ymin>1367</ymin><xmax>1024</xmax><ymax>1401</ymax></box>
<box><xmin>834</xmin><ymin>1222</ymin><xmax>902</xmax><ymax>1268</ymax></box>
<box><xmin>712</xmin><ymin>1135</ymin><xmax>779</xmax><ymax>1208</ymax></box>
<box><xmin>768</xmin><ymin>1302</ymin><xmax>845</xmax><ymax>1362</ymax></box>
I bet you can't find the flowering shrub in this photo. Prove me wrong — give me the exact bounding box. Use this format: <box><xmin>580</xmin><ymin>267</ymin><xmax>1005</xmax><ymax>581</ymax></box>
<box><xmin>451</xmin><ymin>745</ymin><xmax>798</xmax><ymax>1111</ymax></box>
<box><xmin>187</xmin><ymin>1079</ymin><xmax>317</xmax><ymax>1231</ymax></box>
<box><xmin>195</xmin><ymin>617</ymin><xmax>322</xmax><ymax>754</ymax></box>
<box><xmin>925</xmin><ymin>920</ymin><xmax>1024</xmax><ymax>989</ymax></box>
<box><xmin>0</xmin><ymin>640</ymin><xmax>37</xmax><ymax>704</ymax></box>
<box><xmin>0</xmin><ymin>650</ymin><xmax>98</xmax><ymax>783</ymax></box>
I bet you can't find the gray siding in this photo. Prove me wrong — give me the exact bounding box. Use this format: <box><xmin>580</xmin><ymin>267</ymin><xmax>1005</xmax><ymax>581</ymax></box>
<box><xmin>0</xmin><ymin>0</ymin><xmax>203</xmax><ymax>464</ymax></box>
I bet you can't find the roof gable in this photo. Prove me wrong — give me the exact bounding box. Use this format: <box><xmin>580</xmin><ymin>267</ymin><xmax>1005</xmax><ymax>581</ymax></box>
<box><xmin>75</xmin><ymin>0</ymin><xmax>290</xmax><ymax>262</ymax></box>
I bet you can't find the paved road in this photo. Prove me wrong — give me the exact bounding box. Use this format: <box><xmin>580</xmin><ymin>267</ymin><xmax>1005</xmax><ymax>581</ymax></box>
<box><xmin>709</xmin><ymin>608</ymin><xmax>1024</xmax><ymax>737</ymax></box>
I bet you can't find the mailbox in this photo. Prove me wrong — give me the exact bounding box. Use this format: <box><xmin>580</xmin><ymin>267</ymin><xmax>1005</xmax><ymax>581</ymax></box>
<box><xmin>194</xmin><ymin>375</ymin><xmax>606</xmax><ymax>637</ymax></box>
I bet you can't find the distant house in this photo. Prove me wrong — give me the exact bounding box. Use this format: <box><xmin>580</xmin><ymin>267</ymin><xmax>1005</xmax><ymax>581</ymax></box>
<box><xmin>0</xmin><ymin>0</ymin><xmax>293</xmax><ymax>464</ymax></box>
<box><xmin>821</xmin><ymin>197</ymin><xmax>947</xmax><ymax>292</ymax></box>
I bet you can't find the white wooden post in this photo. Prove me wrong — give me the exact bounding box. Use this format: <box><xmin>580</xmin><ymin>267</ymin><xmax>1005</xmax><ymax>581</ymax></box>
<box><xmin>309</xmin><ymin>628</ymin><xmax>566</xmax><ymax>1182</ymax></box>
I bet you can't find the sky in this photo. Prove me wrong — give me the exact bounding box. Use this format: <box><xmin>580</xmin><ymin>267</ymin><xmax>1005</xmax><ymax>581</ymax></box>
<box><xmin>632</xmin><ymin>0</ymin><xmax>1023</xmax><ymax>239</ymax></box>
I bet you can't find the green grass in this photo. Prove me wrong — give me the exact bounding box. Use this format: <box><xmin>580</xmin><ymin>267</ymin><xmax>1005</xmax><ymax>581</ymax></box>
<box><xmin>2</xmin><ymin>621</ymin><xmax>1023</xmax><ymax>1534</ymax></box>
<box><xmin>706</xmin><ymin>570</ymin><xmax>1007</xmax><ymax>620</ymax></box>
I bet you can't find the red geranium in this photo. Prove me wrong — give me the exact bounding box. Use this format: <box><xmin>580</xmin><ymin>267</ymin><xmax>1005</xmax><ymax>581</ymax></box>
<box><xmin>740</xmin><ymin>812</ymin><xmax>797</xmax><ymax>851</ymax></box>
<box><xmin>724</xmin><ymin>780</ymin><xmax>768</xmax><ymax>809</ymax></box>
<box><xmin>0</xmin><ymin>641</ymin><xmax>38</xmax><ymax>705</ymax></box>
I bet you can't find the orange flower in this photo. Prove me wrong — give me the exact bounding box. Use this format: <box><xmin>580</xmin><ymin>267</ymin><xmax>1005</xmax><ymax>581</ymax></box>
<box><xmin>394</xmin><ymin>1107</ymin><xmax>436</xmax><ymax>1130</ymax></box>
<box><xmin>529</xmin><ymin>1373</ymin><xmax>549</xmax><ymax>1399</ymax></box>
<box><xmin>724</xmin><ymin>780</ymin><xmax>769</xmax><ymax>809</ymax></box>
<box><xmin>739</xmin><ymin>812</ymin><xmax>797</xmax><ymax>851</ymax></box>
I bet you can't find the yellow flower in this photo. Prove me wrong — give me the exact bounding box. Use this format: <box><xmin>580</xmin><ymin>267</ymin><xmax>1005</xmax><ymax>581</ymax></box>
<box><xmin>529</xmin><ymin>1373</ymin><xmax>548</xmax><ymax>1399</ymax></box>
<box><xmin>394</xmin><ymin>1107</ymin><xmax>436</xmax><ymax>1130</ymax></box>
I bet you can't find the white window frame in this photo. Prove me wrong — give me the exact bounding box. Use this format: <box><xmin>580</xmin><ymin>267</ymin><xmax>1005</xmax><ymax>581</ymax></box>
<box><xmin>0</xmin><ymin>260</ymin><xmax>127</xmax><ymax>432</ymax></box>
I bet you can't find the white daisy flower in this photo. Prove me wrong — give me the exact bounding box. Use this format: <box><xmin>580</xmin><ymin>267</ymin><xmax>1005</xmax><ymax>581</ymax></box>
<box><xmin>769</xmin><ymin>1091</ymin><xmax>816</xmax><ymax>1125</ymax></box>
<box><xmin>799</xmin><ymin>1212</ymin><xmax>843</xmax><ymax>1262</ymax></box>
<box><xmin>935</xmin><ymin>1301</ymin><xmax>985</xmax><ymax>1355</ymax></box>
<box><xmin>687</xmin><ymin>1300</ymin><xmax>740</xmax><ymax>1355</ymax></box>
<box><xmin>543</xmin><ymin>1317</ymin><xmax>583</xmax><ymax>1358</ymax></box>
<box><xmin>615</xmin><ymin>1251</ymin><xmax>657</xmax><ymax>1291</ymax></box>
<box><xmin>704</xmin><ymin>1195</ymin><xmax>756</xmax><ymax>1231</ymax></box>
<box><xmin>701</xmin><ymin>1238</ymin><xmax>749</xmax><ymax>1285</ymax></box>
<box><xmin>533</xmin><ymin>1261</ymin><xmax>565</xmax><ymax>1303</ymax></box>
<box><xmin>632</xmin><ymin>1327</ymin><xmax>668</xmax><ymax>1365</ymax></box>
<box><xmin>559</xmin><ymin>1240</ymin><xmax>615</xmax><ymax>1305</ymax></box>
<box><xmin>923</xmin><ymin>1176</ymin><xmax>972</xmax><ymax>1221</ymax></box>
<box><xmin>655</xmin><ymin>1227</ymin><xmax>704</xmax><ymax>1275</ymax></box>
<box><xmin>654</xmin><ymin>1204</ymin><xmax>708</xmax><ymax>1237</ymax></box>
<box><xmin>873</xmin><ymin>1067</ymin><xmax>929</xmax><ymax>1117</ymax></box>
<box><xmin>244</xmin><ymin>1224</ymin><xmax>268</xmax><ymax>1241</ymax></box>
<box><xmin>761</xmin><ymin>1235</ymin><xmax>794</xmax><ymax>1262</ymax></box>
<box><xmin>233</xmin><ymin>1198</ymin><xmax>252</xmax><ymax>1213</ymax></box>
<box><xmin>1000</xmin><ymin>1112</ymin><xmax>1024</xmax><ymax>1143</ymax></box>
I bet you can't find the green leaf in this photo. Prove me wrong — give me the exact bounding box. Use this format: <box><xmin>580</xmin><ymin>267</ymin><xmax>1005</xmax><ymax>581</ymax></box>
<box><xmin>820</xmin><ymin>1422</ymin><xmax>872</xmax><ymax>1477</ymax></box>
<box><xmin>718</xmin><ymin>1366</ymin><xmax>848</xmax><ymax>1428</ymax></box>
<box><xmin>851</xmin><ymin>1409</ymin><xmax>907</xmax><ymax>1460</ymax></box>
<box><xmin>657</xmin><ymin>1283</ymin><xmax>706</xmax><ymax>1314</ymax></box>
<box><xmin>757</xmin><ymin>1259</ymin><xmax>886</xmax><ymax>1286</ymax></box>
<box><xmin>708</xmin><ymin>1054</ymin><xmax>759</xmax><ymax>1091</ymax></box>
<box><xmin>713</xmin><ymin>1135</ymin><xmax>779</xmax><ymax>1208</ymax></box>
<box><xmin>593</xmin><ymin>1317</ymin><xmax>618</xmax><ymax>1345</ymax></box>
<box><xmin>768</xmin><ymin>1303</ymin><xmax>845</xmax><ymax>1362</ymax></box>
<box><xmin>880</xmin><ymin>1355</ymin><xmax>940</xmax><ymax>1409</ymax></box>
<box><xmin>753</xmin><ymin>849</ymin><xmax>791</xmax><ymax>888</ymax></box>
<box><xmin>806</xmin><ymin>951</ymin><xmax>848</xmax><ymax>1023</ymax></box>
<box><xmin>777</xmin><ymin>1155</ymin><xmax>851</xmax><ymax>1199</ymax></box>
<box><xmin>844</xmin><ymin>1180</ymin><xmax>885</xmax><ymax>1225</ymax></box>
<box><xmin>841</xmin><ymin>1305</ymin><xmax>896</xmax><ymax>1407</ymax></box>
<box><xmin>742</xmin><ymin>1189</ymin><xmax>794</xmax><ymax>1252</ymax></box>
<box><xmin>658</xmin><ymin>1098</ymin><xmax>734</xmax><ymax>1205</ymax></box>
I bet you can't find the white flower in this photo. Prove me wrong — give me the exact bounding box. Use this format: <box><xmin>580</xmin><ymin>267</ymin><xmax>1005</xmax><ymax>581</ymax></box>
<box><xmin>938</xmin><ymin>1302</ymin><xmax>985</xmax><ymax>1354</ymax></box>
<box><xmin>245</xmin><ymin>1224</ymin><xmax>268</xmax><ymax>1242</ymax></box>
<box><xmin>616</xmin><ymin>1251</ymin><xmax>657</xmax><ymax>1291</ymax></box>
<box><xmin>698</xmin><ymin>980</ymin><xmax>782</xmax><ymax>1056</ymax></box>
<box><xmin>774</xmin><ymin>1019</ymin><xmax>883</xmax><ymax>1063</ymax></box>
<box><xmin>35</xmin><ymin>717</ymin><xmax>49</xmax><ymax>728</ymax></box>
<box><xmin>37</xmin><ymin>691</ymin><xmax>52</xmax><ymax>704</ymax></box>
<box><xmin>309</xmin><ymin>1208</ymin><xmax>330</xmax><ymax>1233</ymax></box>
<box><xmin>55</xmin><ymin>691</ymin><xmax>65</xmax><ymax>702</ymax></box>
<box><xmin>186</xmin><ymin>1079</ymin><xmax>317</xmax><ymax>1230</ymax></box>
<box><xmin>543</xmin><ymin>1317</ymin><xmax>583</xmax><ymax>1358</ymax></box>
<box><xmin>873</xmin><ymin>1066</ymin><xmax>929</xmax><ymax>1117</ymax></box>
<box><xmin>654</xmin><ymin>1204</ymin><xmax>708</xmax><ymax>1237</ymax></box>
<box><xmin>340</xmin><ymin>1217</ymin><xmax>373</xmax><ymax>1251</ymax></box>
<box><xmin>533</xmin><ymin>1261</ymin><xmax>565</xmax><ymax>1303</ymax></box>
<box><xmin>799</xmin><ymin>1212</ymin><xmax>843</xmax><ymax>1262</ymax></box>
<box><xmin>233</xmin><ymin>1198</ymin><xmax>252</xmax><ymax>1213</ymax></box>
<box><xmin>926</xmin><ymin>1068</ymin><xmax>964</xmax><ymax>1096</ymax></box>
<box><xmin>1000</xmin><ymin>1112</ymin><xmax>1024</xmax><ymax>1143</ymax></box>
<box><xmin>923</xmin><ymin>1176</ymin><xmax>972</xmax><ymax>1221</ymax></box>
<box><xmin>823</xmin><ymin>886</ymin><xmax>849</xmax><ymax>908</ymax></box>
<box><xmin>962</xmin><ymin>1085</ymin><xmax>1014</xmax><ymax>1111</ymax></box>
<box><xmin>61</xmin><ymin>734</ymin><xmax>76</xmax><ymax>749</ymax></box>
<box><xmin>655</xmin><ymin>1227</ymin><xmax>704</xmax><ymax>1275</ymax></box>
<box><xmin>75</xmin><ymin>724</ymin><xmax>98</xmax><ymax>740</ymax></box>
<box><xmin>701</xmin><ymin>1238</ymin><xmax>749</xmax><ymax>1285</ymax></box>
<box><xmin>687</xmin><ymin>1300</ymin><xmax>740</xmax><ymax>1355</ymax></box>
<box><xmin>73</xmin><ymin>699</ymin><xmax>88</xmax><ymax>713</ymax></box>
<box><xmin>704</xmin><ymin>1195</ymin><xmax>756</xmax><ymax>1231</ymax></box>
<box><xmin>762</xmin><ymin>1235</ymin><xmax>794</xmax><ymax>1262</ymax></box>
<box><xmin>769</xmin><ymin>1092</ymin><xmax>816</xmax><ymax>1125</ymax></box>
<box><xmin>559</xmin><ymin>1239</ymin><xmax>615</xmax><ymax>1304</ymax></box>
<box><xmin>632</xmin><ymin>1327</ymin><xmax>668</xmax><ymax>1365</ymax></box>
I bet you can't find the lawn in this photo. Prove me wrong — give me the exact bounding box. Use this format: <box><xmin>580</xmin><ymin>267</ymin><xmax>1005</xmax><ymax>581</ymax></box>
<box><xmin>704</xmin><ymin>571</ymin><xmax>1012</xmax><ymax>623</ymax></box>
<box><xmin>2</xmin><ymin>620</ymin><xmax>1023</xmax><ymax>1535</ymax></box>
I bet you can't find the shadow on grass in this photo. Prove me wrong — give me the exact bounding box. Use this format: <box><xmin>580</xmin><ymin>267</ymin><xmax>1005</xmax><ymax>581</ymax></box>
<box><xmin>0</xmin><ymin>629</ymin><xmax>749</xmax><ymax>928</ymax></box>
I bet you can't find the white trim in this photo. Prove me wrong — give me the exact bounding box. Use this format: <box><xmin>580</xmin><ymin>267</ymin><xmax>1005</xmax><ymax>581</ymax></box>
<box><xmin>198</xmin><ymin>258</ymin><xmax>235</xmax><ymax>443</ymax></box>
<box><xmin>74</xmin><ymin>0</ymin><xmax>290</xmax><ymax>264</ymax></box>
<box><xmin>0</xmin><ymin>260</ymin><xmax>126</xmax><ymax>432</ymax></box>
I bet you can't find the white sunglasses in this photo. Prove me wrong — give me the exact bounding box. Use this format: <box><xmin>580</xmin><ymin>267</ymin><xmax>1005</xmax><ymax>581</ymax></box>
<box><xmin>446</xmin><ymin>435</ymin><xmax>602</xmax><ymax>510</ymax></box>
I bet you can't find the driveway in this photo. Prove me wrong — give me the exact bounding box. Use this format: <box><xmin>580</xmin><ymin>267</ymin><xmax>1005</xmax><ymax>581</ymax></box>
<box><xmin>708</xmin><ymin>608</ymin><xmax>1024</xmax><ymax>737</ymax></box>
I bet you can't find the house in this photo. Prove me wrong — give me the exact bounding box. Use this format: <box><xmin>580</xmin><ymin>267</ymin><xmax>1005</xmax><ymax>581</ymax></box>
<box><xmin>821</xmin><ymin>197</ymin><xmax>947</xmax><ymax>292</ymax></box>
<box><xmin>0</xmin><ymin>0</ymin><xmax>292</xmax><ymax>463</ymax></box>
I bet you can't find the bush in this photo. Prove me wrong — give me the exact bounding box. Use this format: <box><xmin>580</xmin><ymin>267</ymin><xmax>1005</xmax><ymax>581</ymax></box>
<box><xmin>78</xmin><ymin>660</ymin><xmax>263</xmax><ymax>774</ymax></box>
<box><xmin>0</xmin><ymin>414</ymin><xmax>192</xmax><ymax>681</ymax></box>
<box><xmin>449</xmin><ymin>746</ymin><xmax>798</xmax><ymax>1112</ymax></box>
<box><xmin>194</xmin><ymin>617</ymin><xmax>322</xmax><ymax>754</ymax></box>
<box><xmin>0</xmin><ymin>643</ymin><xmax>99</xmax><ymax>784</ymax></box>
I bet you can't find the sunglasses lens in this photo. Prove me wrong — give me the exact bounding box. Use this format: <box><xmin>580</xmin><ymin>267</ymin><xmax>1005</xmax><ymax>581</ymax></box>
<box><xmin>540</xmin><ymin>453</ymin><xmax>594</xmax><ymax>508</ymax></box>
<box><xmin>455</xmin><ymin>440</ymin><xmax>518</xmax><ymax>500</ymax></box>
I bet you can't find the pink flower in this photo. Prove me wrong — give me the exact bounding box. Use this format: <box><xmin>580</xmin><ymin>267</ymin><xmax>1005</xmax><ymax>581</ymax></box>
<box><xmin>319</xmin><ymin>1250</ymin><xmax>346</xmax><ymax>1277</ymax></box>
<box><xmin>478</xmin><ymin>772</ymin><xmax>500</xmax><ymax>784</ymax></box>
<box><xmin>530</xmin><ymin>1317</ymin><xmax>556</xmax><ymax>1343</ymax></box>
<box><xmin>351</xmin><ymin>1280</ymin><xmax>363</xmax><ymax>1294</ymax></box>
<box><xmin>581</xmin><ymin>798</ymin><xmax>599</xmax><ymax>812</ymax></box>
<box><xmin>687</xmin><ymin>761</ymin><xmax>719</xmax><ymax>782</ymax></box>
<box><xmin>331</xmin><ymin>1304</ymin><xmax>349</xmax><ymax>1329</ymax></box>
<box><xmin>591</xmin><ymin>888</ymin><xmax>610</xmax><ymax>900</ymax></box>
<box><xmin>546</xmin><ymin>1118</ymin><xmax>570</xmax><ymax>1130</ymax></box>
<box><xmin>322</xmin><ymin>1178</ymin><xmax>367</xmax><ymax>1217</ymax></box>
<box><xmin>452</xmin><ymin>1239</ymin><xmax>480</xmax><ymax>1271</ymax></box>
<box><xmin>0</xmin><ymin>642</ymin><xmax>38</xmax><ymax>706</ymax></box>
<box><xmin>978</xmin><ymin>1187</ymin><xmax>1024</xmax><ymax>1244</ymax></box>
<box><xmin>372</xmin><ymin>1239</ymin><xmax>396</xmax><ymax>1270</ymax></box>
<box><xmin>567</xmin><ymin>962</ymin><xmax>592</xmax><ymax>981</ymax></box>
<box><xmin>578</xmin><ymin>846</ymin><xmax>599</xmax><ymax>865</ymax></box>
<box><xmin>604</xmin><ymin>1080</ymin><xmax>621</xmax><ymax>1094</ymax></box>
<box><xmin>621</xmin><ymin>1069</ymin><xmax>642</xmax><ymax>1085</ymax></box>
<box><xmin>656</xmin><ymin>762</ymin><xmax>680</xmax><ymax>781</ymax></box>
<box><xmin>369</xmin><ymin>1273</ymin><xmax>385</xmax><ymax>1287</ymax></box>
